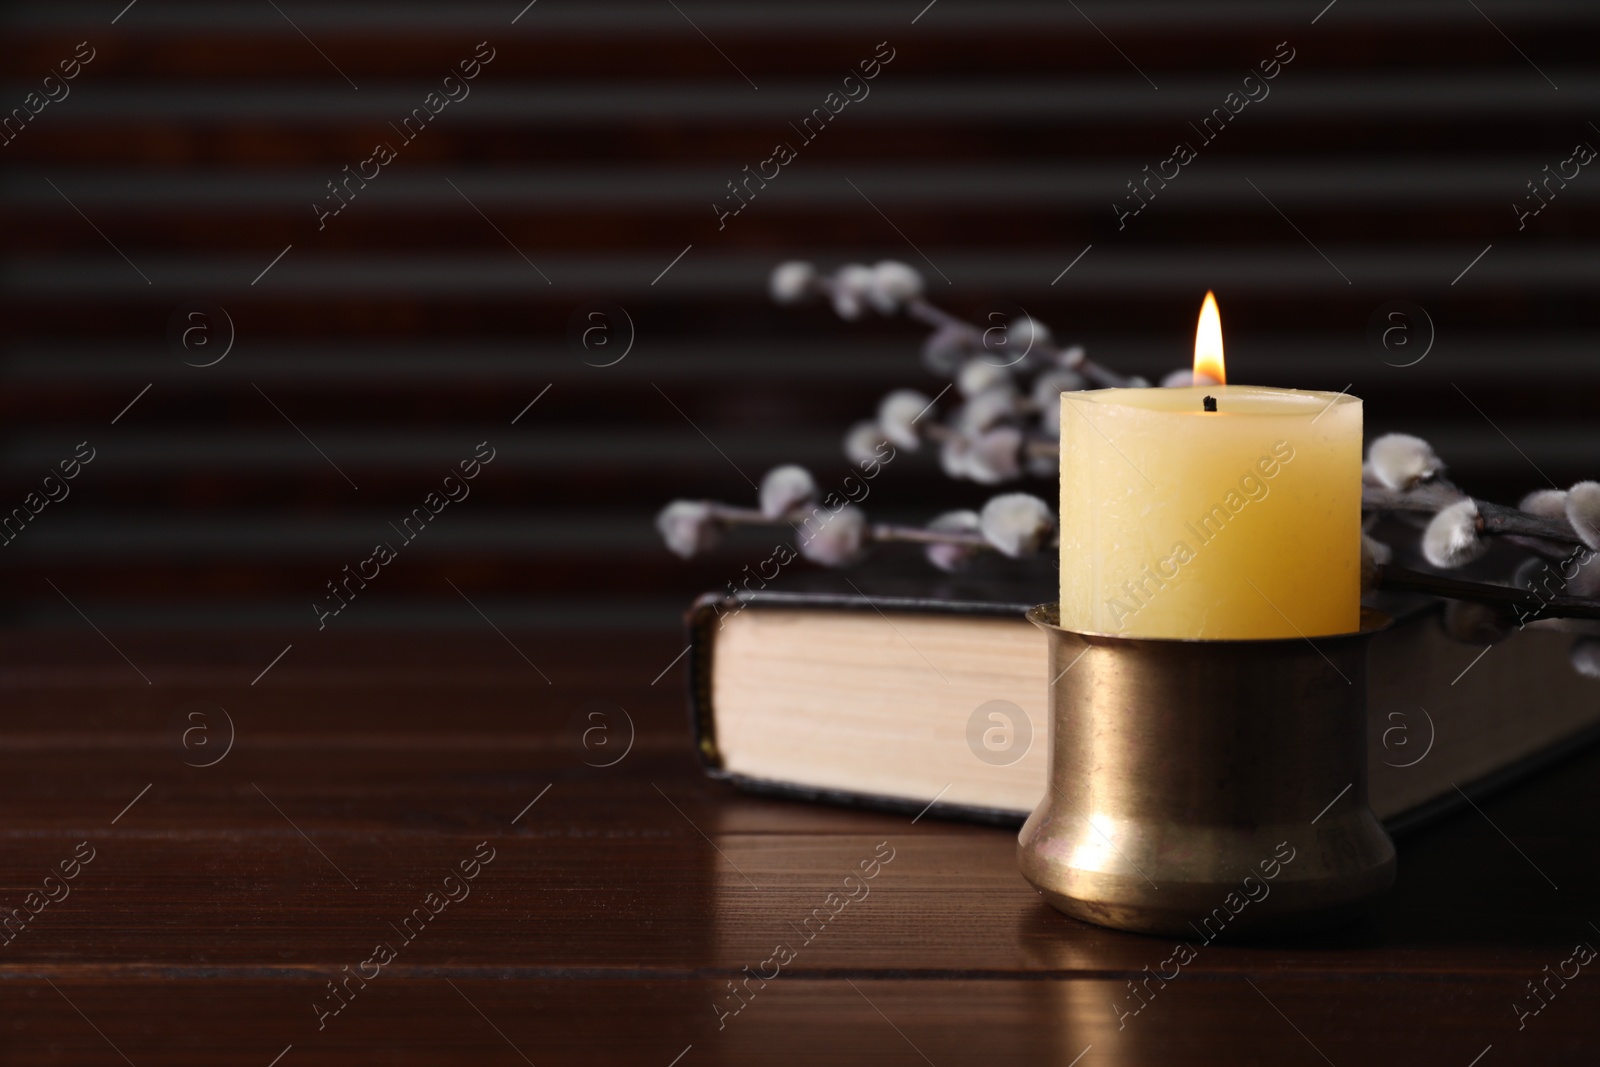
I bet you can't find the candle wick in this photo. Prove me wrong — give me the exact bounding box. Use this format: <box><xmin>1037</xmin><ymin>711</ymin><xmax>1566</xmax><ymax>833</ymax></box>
<box><xmin>1203</xmin><ymin>395</ymin><xmax>1217</xmax><ymax>412</ymax></box>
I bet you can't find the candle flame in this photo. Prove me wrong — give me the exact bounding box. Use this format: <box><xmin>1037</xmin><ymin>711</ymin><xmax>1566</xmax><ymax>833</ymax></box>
<box><xmin>1193</xmin><ymin>290</ymin><xmax>1225</xmax><ymax>386</ymax></box>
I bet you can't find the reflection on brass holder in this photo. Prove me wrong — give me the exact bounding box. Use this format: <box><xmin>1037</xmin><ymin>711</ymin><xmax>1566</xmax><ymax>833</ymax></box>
<box><xmin>1018</xmin><ymin>604</ymin><xmax>1396</xmax><ymax>937</ymax></box>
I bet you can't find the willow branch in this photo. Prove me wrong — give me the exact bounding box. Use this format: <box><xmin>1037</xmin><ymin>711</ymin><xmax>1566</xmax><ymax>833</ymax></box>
<box><xmin>1378</xmin><ymin>564</ymin><xmax>1600</xmax><ymax>622</ymax></box>
<box><xmin>1361</xmin><ymin>484</ymin><xmax>1586</xmax><ymax>547</ymax></box>
<box><xmin>1501</xmin><ymin>534</ymin><xmax>1579</xmax><ymax>564</ymax></box>
<box><xmin>1024</xmin><ymin>438</ymin><xmax>1059</xmax><ymax>460</ymax></box>
<box><xmin>699</xmin><ymin>503</ymin><xmax>992</xmax><ymax>549</ymax></box>
<box><xmin>1357</xmin><ymin>482</ymin><xmax>1465</xmax><ymax>512</ymax></box>
<box><xmin>902</xmin><ymin>296</ymin><xmax>1135</xmax><ymax>388</ymax></box>
<box><xmin>869</xmin><ymin>524</ymin><xmax>988</xmax><ymax>547</ymax></box>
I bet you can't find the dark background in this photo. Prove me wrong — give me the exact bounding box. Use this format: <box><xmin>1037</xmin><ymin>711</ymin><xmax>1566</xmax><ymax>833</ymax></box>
<box><xmin>3</xmin><ymin>0</ymin><xmax>1596</xmax><ymax>637</ymax></box>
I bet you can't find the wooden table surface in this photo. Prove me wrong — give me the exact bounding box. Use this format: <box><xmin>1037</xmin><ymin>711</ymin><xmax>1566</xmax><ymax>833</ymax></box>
<box><xmin>3</xmin><ymin>627</ymin><xmax>1597</xmax><ymax>1066</ymax></box>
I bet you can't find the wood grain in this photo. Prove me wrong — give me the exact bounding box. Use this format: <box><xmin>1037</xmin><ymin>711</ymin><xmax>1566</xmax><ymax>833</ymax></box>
<box><xmin>2</xmin><ymin>631</ymin><xmax>1598</xmax><ymax>1063</ymax></box>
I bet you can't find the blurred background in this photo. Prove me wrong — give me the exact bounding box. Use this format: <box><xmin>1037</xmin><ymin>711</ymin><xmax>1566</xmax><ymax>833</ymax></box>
<box><xmin>2</xmin><ymin>0</ymin><xmax>1596</xmax><ymax>636</ymax></box>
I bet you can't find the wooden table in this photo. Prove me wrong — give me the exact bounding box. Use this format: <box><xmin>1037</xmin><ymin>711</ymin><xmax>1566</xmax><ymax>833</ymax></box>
<box><xmin>3</xmin><ymin>627</ymin><xmax>1596</xmax><ymax>1066</ymax></box>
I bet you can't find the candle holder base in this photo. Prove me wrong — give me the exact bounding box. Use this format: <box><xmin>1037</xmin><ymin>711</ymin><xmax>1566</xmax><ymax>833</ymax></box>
<box><xmin>1018</xmin><ymin>604</ymin><xmax>1396</xmax><ymax>938</ymax></box>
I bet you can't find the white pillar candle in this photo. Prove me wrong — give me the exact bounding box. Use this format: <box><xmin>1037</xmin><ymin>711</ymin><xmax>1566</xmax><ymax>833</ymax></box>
<box><xmin>1058</xmin><ymin>294</ymin><xmax>1362</xmax><ymax>639</ymax></box>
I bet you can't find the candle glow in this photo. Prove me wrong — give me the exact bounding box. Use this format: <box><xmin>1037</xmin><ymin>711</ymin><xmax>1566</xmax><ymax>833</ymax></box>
<box><xmin>1194</xmin><ymin>290</ymin><xmax>1225</xmax><ymax>386</ymax></box>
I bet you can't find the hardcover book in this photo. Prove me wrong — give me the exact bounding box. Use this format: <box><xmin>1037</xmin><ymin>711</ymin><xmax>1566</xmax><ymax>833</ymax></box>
<box><xmin>685</xmin><ymin>564</ymin><xmax>1600</xmax><ymax>832</ymax></box>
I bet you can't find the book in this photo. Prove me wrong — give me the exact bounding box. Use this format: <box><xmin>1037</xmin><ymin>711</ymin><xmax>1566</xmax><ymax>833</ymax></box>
<box><xmin>685</xmin><ymin>565</ymin><xmax>1600</xmax><ymax>832</ymax></box>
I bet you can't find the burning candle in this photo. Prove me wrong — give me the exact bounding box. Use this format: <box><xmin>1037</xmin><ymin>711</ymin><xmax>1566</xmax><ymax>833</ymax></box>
<box><xmin>1058</xmin><ymin>293</ymin><xmax>1362</xmax><ymax>639</ymax></box>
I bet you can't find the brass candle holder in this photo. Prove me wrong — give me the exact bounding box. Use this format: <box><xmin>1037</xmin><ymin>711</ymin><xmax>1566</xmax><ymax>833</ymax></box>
<box><xmin>1018</xmin><ymin>604</ymin><xmax>1396</xmax><ymax>937</ymax></box>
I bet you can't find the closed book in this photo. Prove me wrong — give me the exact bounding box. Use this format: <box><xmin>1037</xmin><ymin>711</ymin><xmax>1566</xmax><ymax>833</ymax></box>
<box><xmin>685</xmin><ymin>565</ymin><xmax>1600</xmax><ymax>832</ymax></box>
